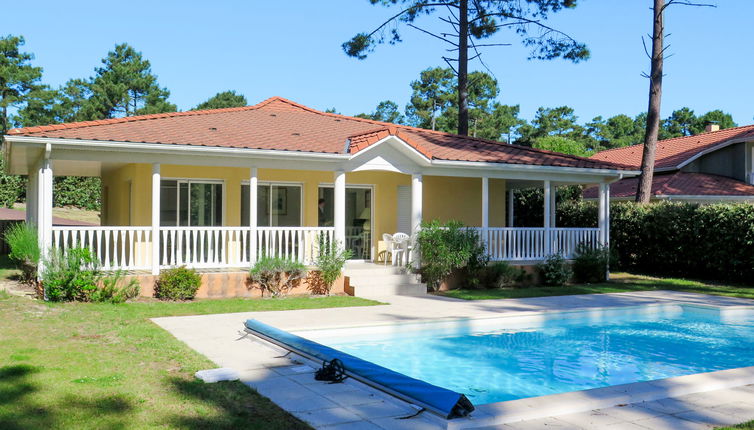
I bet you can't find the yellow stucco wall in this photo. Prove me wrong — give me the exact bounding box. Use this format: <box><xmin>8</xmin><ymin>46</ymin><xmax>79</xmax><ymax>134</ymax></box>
<box><xmin>102</xmin><ymin>164</ymin><xmax>507</xmax><ymax>256</ymax></box>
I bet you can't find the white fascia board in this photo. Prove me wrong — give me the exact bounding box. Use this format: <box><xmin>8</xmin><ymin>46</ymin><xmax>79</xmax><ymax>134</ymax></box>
<box><xmin>6</xmin><ymin>135</ymin><xmax>350</xmax><ymax>161</ymax></box>
<box><xmin>429</xmin><ymin>159</ymin><xmax>640</xmax><ymax>178</ymax></box>
<box><xmin>6</xmin><ymin>134</ymin><xmax>640</xmax><ymax>179</ymax></box>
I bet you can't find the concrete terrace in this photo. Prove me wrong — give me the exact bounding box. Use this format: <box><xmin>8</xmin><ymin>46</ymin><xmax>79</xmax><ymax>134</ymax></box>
<box><xmin>152</xmin><ymin>291</ymin><xmax>754</xmax><ymax>429</ymax></box>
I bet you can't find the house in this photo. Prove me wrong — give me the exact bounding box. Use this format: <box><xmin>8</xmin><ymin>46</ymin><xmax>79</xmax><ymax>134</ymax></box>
<box><xmin>3</xmin><ymin>97</ymin><xmax>636</xmax><ymax>287</ymax></box>
<box><xmin>585</xmin><ymin>124</ymin><xmax>754</xmax><ymax>203</ymax></box>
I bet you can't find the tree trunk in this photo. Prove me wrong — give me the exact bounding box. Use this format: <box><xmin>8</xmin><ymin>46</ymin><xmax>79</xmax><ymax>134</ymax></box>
<box><xmin>457</xmin><ymin>0</ymin><xmax>469</xmax><ymax>136</ymax></box>
<box><xmin>636</xmin><ymin>0</ymin><xmax>665</xmax><ymax>203</ymax></box>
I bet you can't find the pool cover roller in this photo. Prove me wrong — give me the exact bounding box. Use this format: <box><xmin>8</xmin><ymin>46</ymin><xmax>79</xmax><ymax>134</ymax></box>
<box><xmin>244</xmin><ymin>319</ymin><xmax>475</xmax><ymax>419</ymax></box>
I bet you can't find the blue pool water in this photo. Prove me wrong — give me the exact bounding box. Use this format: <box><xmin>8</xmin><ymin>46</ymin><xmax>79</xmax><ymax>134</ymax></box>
<box><xmin>305</xmin><ymin>305</ymin><xmax>754</xmax><ymax>405</ymax></box>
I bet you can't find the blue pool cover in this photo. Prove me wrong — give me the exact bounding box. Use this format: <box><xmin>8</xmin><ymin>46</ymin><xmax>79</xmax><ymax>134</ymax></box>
<box><xmin>244</xmin><ymin>319</ymin><xmax>474</xmax><ymax>419</ymax></box>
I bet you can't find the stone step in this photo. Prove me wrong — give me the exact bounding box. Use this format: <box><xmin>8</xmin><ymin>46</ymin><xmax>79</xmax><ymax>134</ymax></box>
<box><xmin>343</xmin><ymin>263</ymin><xmax>406</xmax><ymax>276</ymax></box>
<box><xmin>346</xmin><ymin>273</ymin><xmax>421</xmax><ymax>287</ymax></box>
<box><xmin>352</xmin><ymin>283</ymin><xmax>427</xmax><ymax>298</ymax></box>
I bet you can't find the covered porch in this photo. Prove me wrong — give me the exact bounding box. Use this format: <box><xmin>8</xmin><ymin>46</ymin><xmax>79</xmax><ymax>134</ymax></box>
<box><xmin>18</xmin><ymin>155</ymin><xmax>612</xmax><ymax>275</ymax></box>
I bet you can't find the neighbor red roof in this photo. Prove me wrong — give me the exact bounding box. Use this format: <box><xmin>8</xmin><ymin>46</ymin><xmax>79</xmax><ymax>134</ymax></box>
<box><xmin>590</xmin><ymin>125</ymin><xmax>754</xmax><ymax>170</ymax></box>
<box><xmin>583</xmin><ymin>172</ymin><xmax>754</xmax><ymax>199</ymax></box>
<box><xmin>8</xmin><ymin>97</ymin><xmax>633</xmax><ymax>171</ymax></box>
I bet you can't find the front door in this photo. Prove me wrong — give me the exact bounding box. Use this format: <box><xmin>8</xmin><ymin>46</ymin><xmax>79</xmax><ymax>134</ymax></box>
<box><xmin>318</xmin><ymin>186</ymin><xmax>372</xmax><ymax>260</ymax></box>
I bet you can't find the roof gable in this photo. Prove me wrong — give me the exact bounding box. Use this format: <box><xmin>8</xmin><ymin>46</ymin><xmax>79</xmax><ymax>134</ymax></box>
<box><xmin>590</xmin><ymin>125</ymin><xmax>754</xmax><ymax>170</ymax></box>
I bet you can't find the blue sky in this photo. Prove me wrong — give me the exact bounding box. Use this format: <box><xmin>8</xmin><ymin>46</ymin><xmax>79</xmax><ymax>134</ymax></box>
<box><xmin>5</xmin><ymin>0</ymin><xmax>752</xmax><ymax>125</ymax></box>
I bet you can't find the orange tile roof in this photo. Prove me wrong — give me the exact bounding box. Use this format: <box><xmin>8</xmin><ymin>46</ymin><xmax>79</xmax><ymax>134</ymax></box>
<box><xmin>583</xmin><ymin>172</ymin><xmax>754</xmax><ymax>199</ymax></box>
<box><xmin>590</xmin><ymin>125</ymin><xmax>754</xmax><ymax>170</ymax></box>
<box><xmin>8</xmin><ymin>96</ymin><xmax>633</xmax><ymax>170</ymax></box>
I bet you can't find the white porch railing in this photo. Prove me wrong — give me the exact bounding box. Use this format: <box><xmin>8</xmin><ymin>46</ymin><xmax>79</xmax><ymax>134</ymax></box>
<box><xmin>51</xmin><ymin>226</ymin><xmax>154</xmax><ymax>270</ymax></box>
<box><xmin>52</xmin><ymin>226</ymin><xmax>335</xmax><ymax>270</ymax></box>
<box><xmin>51</xmin><ymin>225</ymin><xmax>597</xmax><ymax>270</ymax></box>
<box><xmin>475</xmin><ymin>227</ymin><xmax>600</xmax><ymax>261</ymax></box>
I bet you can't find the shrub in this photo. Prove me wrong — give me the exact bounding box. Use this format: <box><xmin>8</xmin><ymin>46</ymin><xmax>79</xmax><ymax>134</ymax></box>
<box><xmin>90</xmin><ymin>270</ymin><xmax>140</xmax><ymax>303</ymax></box>
<box><xmin>537</xmin><ymin>253</ymin><xmax>571</xmax><ymax>286</ymax></box>
<box><xmin>416</xmin><ymin>220</ymin><xmax>487</xmax><ymax>291</ymax></box>
<box><xmin>249</xmin><ymin>256</ymin><xmax>307</xmax><ymax>297</ymax></box>
<box><xmin>4</xmin><ymin>222</ymin><xmax>40</xmax><ymax>284</ymax></box>
<box><xmin>557</xmin><ymin>200</ymin><xmax>754</xmax><ymax>283</ymax></box>
<box><xmin>42</xmin><ymin>248</ymin><xmax>101</xmax><ymax>301</ymax></box>
<box><xmin>155</xmin><ymin>266</ymin><xmax>201</xmax><ymax>300</ymax></box>
<box><xmin>0</xmin><ymin>156</ymin><xmax>25</xmax><ymax>208</ymax></box>
<box><xmin>572</xmin><ymin>243</ymin><xmax>610</xmax><ymax>284</ymax></box>
<box><xmin>314</xmin><ymin>238</ymin><xmax>352</xmax><ymax>295</ymax></box>
<box><xmin>480</xmin><ymin>261</ymin><xmax>529</xmax><ymax>289</ymax></box>
<box><xmin>53</xmin><ymin>177</ymin><xmax>101</xmax><ymax>211</ymax></box>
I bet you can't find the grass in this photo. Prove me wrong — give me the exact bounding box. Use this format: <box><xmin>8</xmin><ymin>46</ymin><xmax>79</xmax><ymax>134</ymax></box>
<box><xmin>0</xmin><ymin>255</ymin><xmax>19</xmax><ymax>281</ymax></box>
<box><xmin>439</xmin><ymin>272</ymin><xmax>754</xmax><ymax>300</ymax></box>
<box><xmin>719</xmin><ymin>423</ymin><xmax>754</xmax><ymax>429</ymax></box>
<box><xmin>0</xmin><ymin>292</ymin><xmax>379</xmax><ymax>429</ymax></box>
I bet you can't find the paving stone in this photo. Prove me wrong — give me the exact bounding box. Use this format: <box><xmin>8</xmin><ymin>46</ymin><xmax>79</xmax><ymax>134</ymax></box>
<box><xmin>637</xmin><ymin>398</ymin><xmax>696</xmax><ymax>415</ymax></box>
<box><xmin>271</xmin><ymin>393</ymin><xmax>340</xmax><ymax>412</ymax></box>
<box><xmin>503</xmin><ymin>417</ymin><xmax>581</xmax><ymax>429</ymax></box>
<box><xmin>557</xmin><ymin>409</ymin><xmax>625</xmax><ymax>427</ymax></box>
<box><xmin>323</xmin><ymin>421</ymin><xmax>384</xmax><ymax>430</ymax></box>
<box><xmin>711</xmin><ymin>401</ymin><xmax>754</xmax><ymax>420</ymax></box>
<box><xmin>347</xmin><ymin>400</ymin><xmax>416</xmax><ymax>419</ymax></box>
<box><xmin>603</xmin><ymin>422</ymin><xmax>658</xmax><ymax>430</ymax></box>
<box><xmin>632</xmin><ymin>415</ymin><xmax>711</xmax><ymax>430</ymax></box>
<box><xmin>293</xmin><ymin>407</ymin><xmax>364</xmax><ymax>427</ymax></box>
<box><xmin>675</xmin><ymin>407</ymin><xmax>752</xmax><ymax>427</ymax></box>
<box><xmin>326</xmin><ymin>388</ymin><xmax>386</xmax><ymax>407</ymax></box>
<box><xmin>371</xmin><ymin>415</ymin><xmax>444</xmax><ymax>430</ymax></box>
<box><xmin>598</xmin><ymin>403</ymin><xmax>666</xmax><ymax>422</ymax></box>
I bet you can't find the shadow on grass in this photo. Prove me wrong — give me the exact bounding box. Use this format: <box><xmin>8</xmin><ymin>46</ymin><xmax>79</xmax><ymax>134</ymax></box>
<box><xmin>166</xmin><ymin>377</ymin><xmax>310</xmax><ymax>430</ymax></box>
<box><xmin>0</xmin><ymin>364</ymin><xmax>135</xmax><ymax>430</ymax></box>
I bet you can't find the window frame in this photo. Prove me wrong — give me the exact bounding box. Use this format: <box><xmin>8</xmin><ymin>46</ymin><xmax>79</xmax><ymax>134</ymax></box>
<box><xmin>161</xmin><ymin>178</ymin><xmax>225</xmax><ymax>227</ymax></box>
<box><xmin>241</xmin><ymin>180</ymin><xmax>304</xmax><ymax>227</ymax></box>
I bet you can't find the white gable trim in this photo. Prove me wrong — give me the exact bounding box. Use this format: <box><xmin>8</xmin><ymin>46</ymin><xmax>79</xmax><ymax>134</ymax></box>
<box><xmin>345</xmin><ymin>135</ymin><xmax>432</xmax><ymax>173</ymax></box>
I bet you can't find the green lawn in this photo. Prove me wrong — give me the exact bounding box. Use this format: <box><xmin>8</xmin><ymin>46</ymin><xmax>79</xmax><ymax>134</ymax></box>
<box><xmin>0</xmin><ymin>291</ymin><xmax>379</xmax><ymax>429</ymax></box>
<box><xmin>719</xmin><ymin>423</ymin><xmax>754</xmax><ymax>430</ymax></box>
<box><xmin>439</xmin><ymin>272</ymin><xmax>754</xmax><ymax>300</ymax></box>
<box><xmin>0</xmin><ymin>255</ymin><xmax>19</xmax><ymax>282</ymax></box>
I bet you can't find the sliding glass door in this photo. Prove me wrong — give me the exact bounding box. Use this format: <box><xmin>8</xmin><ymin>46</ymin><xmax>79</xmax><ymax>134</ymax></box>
<box><xmin>160</xmin><ymin>180</ymin><xmax>223</xmax><ymax>226</ymax></box>
<box><xmin>318</xmin><ymin>186</ymin><xmax>372</xmax><ymax>260</ymax></box>
<box><xmin>241</xmin><ymin>184</ymin><xmax>302</xmax><ymax>227</ymax></box>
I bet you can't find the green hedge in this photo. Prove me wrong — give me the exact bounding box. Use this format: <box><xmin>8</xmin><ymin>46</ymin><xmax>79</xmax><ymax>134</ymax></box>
<box><xmin>558</xmin><ymin>200</ymin><xmax>754</xmax><ymax>283</ymax></box>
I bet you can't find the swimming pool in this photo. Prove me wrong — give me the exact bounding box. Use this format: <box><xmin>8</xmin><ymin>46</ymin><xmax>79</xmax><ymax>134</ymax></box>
<box><xmin>301</xmin><ymin>304</ymin><xmax>754</xmax><ymax>405</ymax></box>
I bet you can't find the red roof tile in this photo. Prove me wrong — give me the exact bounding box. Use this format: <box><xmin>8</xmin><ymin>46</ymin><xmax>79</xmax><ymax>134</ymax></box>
<box><xmin>8</xmin><ymin>96</ymin><xmax>634</xmax><ymax>170</ymax></box>
<box><xmin>590</xmin><ymin>125</ymin><xmax>754</xmax><ymax>170</ymax></box>
<box><xmin>583</xmin><ymin>172</ymin><xmax>754</xmax><ymax>199</ymax></box>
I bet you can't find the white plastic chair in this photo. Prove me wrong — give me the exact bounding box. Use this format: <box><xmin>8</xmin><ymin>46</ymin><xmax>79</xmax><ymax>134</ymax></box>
<box><xmin>391</xmin><ymin>232</ymin><xmax>410</xmax><ymax>266</ymax></box>
<box><xmin>383</xmin><ymin>233</ymin><xmax>395</xmax><ymax>265</ymax></box>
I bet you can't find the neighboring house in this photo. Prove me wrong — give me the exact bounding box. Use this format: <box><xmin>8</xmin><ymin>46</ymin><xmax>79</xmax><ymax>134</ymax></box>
<box><xmin>585</xmin><ymin>124</ymin><xmax>754</xmax><ymax>203</ymax></box>
<box><xmin>3</xmin><ymin>97</ymin><xmax>636</xmax><ymax>275</ymax></box>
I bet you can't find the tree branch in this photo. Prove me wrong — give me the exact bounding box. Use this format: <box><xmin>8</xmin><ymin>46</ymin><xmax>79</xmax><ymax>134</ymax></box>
<box><xmin>407</xmin><ymin>24</ymin><xmax>458</xmax><ymax>46</ymax></box>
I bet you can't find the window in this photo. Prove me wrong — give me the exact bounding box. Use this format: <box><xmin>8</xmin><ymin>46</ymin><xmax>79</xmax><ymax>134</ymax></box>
<box><xmin>160</xmin><ymin>180</ymin><xmax>223</xmax><ymax>226</ymax></box>
<box><xmin>241</xmin><ymin>183</ymin><xmax>302</xmax><ymax>227</ymax></box>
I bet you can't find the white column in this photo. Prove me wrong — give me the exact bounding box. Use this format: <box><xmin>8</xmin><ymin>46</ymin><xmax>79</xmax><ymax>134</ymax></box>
<box><xmin>334</xmin><ymin>171</ymin><xmax>346</xmax><ymax>248</ymax></box>
<box><xmin>151</xmin><ymin>163</ymin><xmax>161</xmax><ymax>275</ymax></box>
<box><xmin>411</xmin><ymin>173</ymin><xmax>423</xmax><ymax>268</ymax></box>
<box><xmin>549</xmin><ymin>183</ymin><xmax>557</xmax><ymax>228</ymax></box>
<box><xmin>507</xmin><ymin>189</ymin><xmax>514</xmax><ymax>227</ymax></box>
<box><xmin>36</xmin><ymin>158</ymin><xmax>53</xmax><ymax>261</ymax></box>
<box><xmin>481</xmin><ymin>176</ymin><xmax>489</xmax><ymax>249</ymax></box>
<box><xmin>249</xmin><ymin>167</ymin><xmax>258</xmax><ymax>262</ymax></box>
<box><xmin>598</xmin><ymin>183</ymin><xmax>610</xmax><ymax>280</ymax></box>
<box><xmin>598</xmin><ymin>182</ymin><xmax>607</xmax><ymax>246</ymax></box>
<box><xmin>26</xmin><ymin>168</ymin><xmax>38</xmax><ymax>225</ymax></box>
<box><xmin>543</xmin><ymin>180</ymin><xmax>552</xmax><ymax>256</ymax></box>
